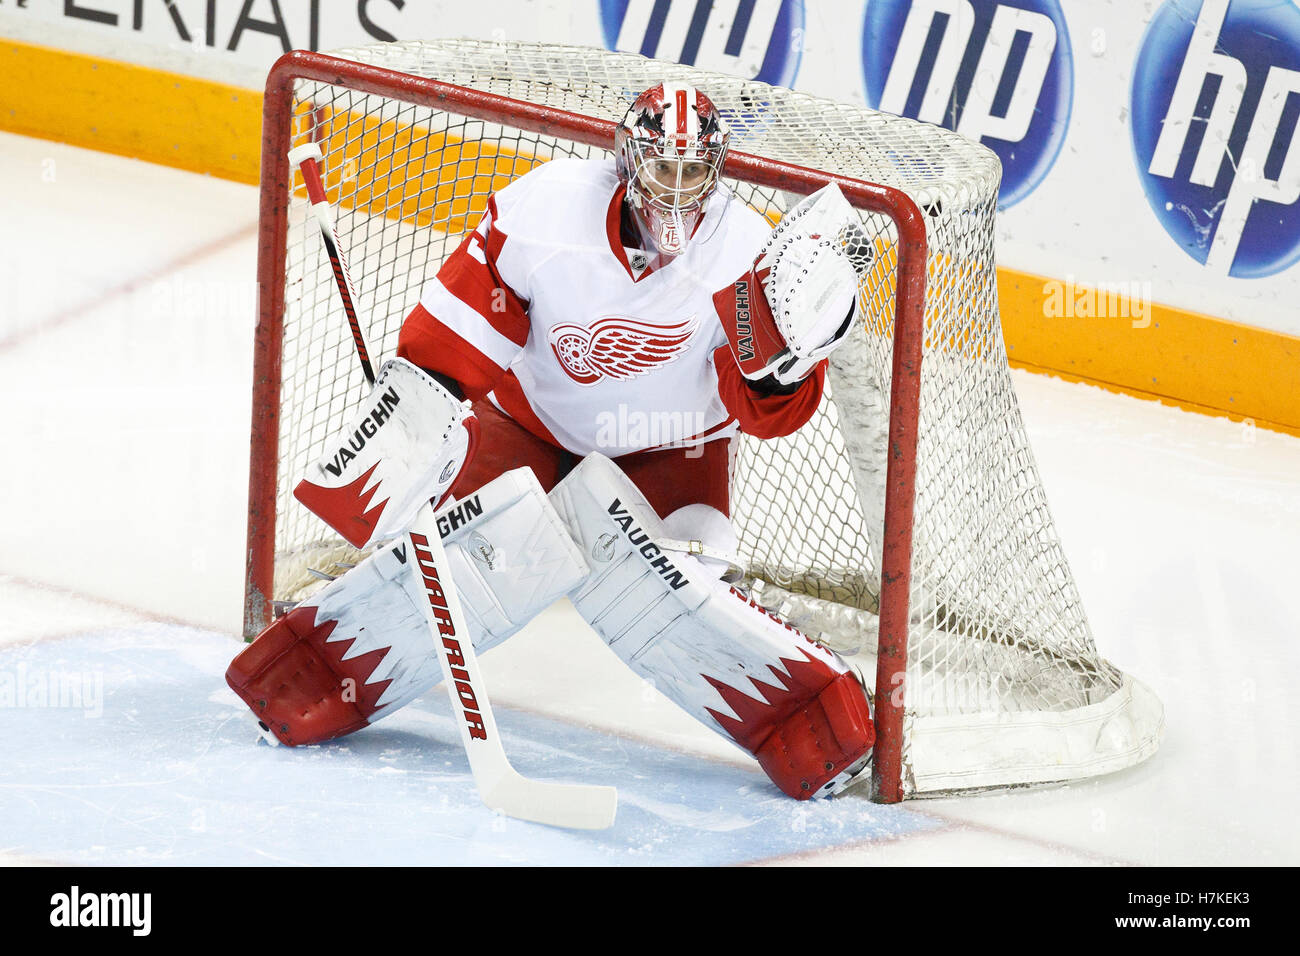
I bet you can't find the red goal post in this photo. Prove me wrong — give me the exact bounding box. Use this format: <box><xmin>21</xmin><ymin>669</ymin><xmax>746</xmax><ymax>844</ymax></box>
<box><xmin>245</xmin><ymin>41</ymin><xmax>1162</xmax><ymax>804</ymax></box>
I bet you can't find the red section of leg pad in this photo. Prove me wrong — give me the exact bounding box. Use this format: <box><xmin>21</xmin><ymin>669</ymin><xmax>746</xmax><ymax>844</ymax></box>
<box><xmin>753</xmin><ymin>672</ymin><xmax>875</xmax><ymax>800</ymax></box>
<box><xmin>226</xmin><ymin>606</ymin><xmax>393</xmax><ymax>746</ymax></box>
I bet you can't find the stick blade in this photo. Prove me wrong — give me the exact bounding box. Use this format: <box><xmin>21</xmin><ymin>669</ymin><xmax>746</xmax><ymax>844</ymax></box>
<box><xmin>484</xmin><ymin>773</ymin><xmax>618</xmax><ymax>831</ymax></box>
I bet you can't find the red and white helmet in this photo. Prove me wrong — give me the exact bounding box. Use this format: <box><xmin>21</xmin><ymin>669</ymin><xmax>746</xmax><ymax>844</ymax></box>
<box><xmin>615</xmin><ymin>81</ymin><xmax>730</xmax><ymax>256</ymax></box>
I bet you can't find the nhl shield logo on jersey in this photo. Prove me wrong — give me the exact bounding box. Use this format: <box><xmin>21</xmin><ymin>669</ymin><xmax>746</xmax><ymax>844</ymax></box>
<box><xmin>547</xmin><ymin>315</ymin><xmax>698</xmax><ymax>386</ymax></box>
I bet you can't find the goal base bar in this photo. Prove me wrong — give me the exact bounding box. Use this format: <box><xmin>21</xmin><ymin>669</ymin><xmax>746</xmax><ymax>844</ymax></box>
<box><xmin>903</xmin><ymin>674</ymin><xmax>1164</xmax><ymax>797</ymax></box>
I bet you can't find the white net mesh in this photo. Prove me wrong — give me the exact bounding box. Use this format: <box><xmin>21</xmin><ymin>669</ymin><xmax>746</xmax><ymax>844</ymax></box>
<box><xmin>257</xmin><ymin>39</ymin><xmax>1162</xmax><ymax>796</ymax></box>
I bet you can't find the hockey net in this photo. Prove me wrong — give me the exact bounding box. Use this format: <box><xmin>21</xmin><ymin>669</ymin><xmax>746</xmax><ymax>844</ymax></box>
<box><xmin>246</xmin><ymin>40</ymin><xmax>1163</xmax><ymax>801</ymax></box>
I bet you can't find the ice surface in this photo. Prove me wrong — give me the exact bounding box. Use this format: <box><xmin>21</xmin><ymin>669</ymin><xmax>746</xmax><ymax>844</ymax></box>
<box><xmin>0</xmin><ymin>623</ymin><xmax>938</xmax><ymax>866</ymax></box>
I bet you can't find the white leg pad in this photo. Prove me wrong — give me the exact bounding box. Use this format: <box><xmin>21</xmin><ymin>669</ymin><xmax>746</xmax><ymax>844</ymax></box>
<box><xmin>227</xmin><ymin>467</ymin><xmax>589</xmax><ymax>744</ymax></box>
<box><xmin>438</xmin><ymin>468</ymin><xmax>591</xmax><ymax>656</ymax></box>
<box><xmin>548</xmin><ymin>455</ymin><xmax>867</xmax><ymax>781</ymax></box>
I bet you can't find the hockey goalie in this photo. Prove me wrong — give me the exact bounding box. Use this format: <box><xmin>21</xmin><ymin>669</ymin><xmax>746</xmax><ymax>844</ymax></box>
<box><xmin>228</xmin><ymin>82</ymin><xmax>876</xmax><ymax>800</ymax></box>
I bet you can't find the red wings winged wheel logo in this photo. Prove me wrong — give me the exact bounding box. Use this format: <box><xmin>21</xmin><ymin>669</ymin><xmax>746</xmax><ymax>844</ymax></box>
<box><xmin>548</xmin><ymin>316</ymin><xmax>698</xmax><ymax>386</ymax></box>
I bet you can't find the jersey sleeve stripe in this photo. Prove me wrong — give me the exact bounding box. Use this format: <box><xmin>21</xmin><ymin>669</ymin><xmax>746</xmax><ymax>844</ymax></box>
<box><xmin>434</xmin><ymin>230</ymin><xmax>530</xmax><ymax>347</ymax></box>
<box><xmin>418</xmin><ymin>278</ymin><xmax>524</xmax><ymax>371</ymax></box>
<box><xmin>397</xmin><ymin>302</ymin><xmax>510</xmax><ymax>401</ymax></box>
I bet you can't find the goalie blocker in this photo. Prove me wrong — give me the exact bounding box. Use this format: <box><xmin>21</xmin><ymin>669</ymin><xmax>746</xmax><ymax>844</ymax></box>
<box><xmin>231</xmin><ymin>456</ymin><xmax>874</xmax><ymax>800</ymax></box>
<box><xmin>293</xmin><ymin>357</ymin><xmax>479</xmax><ymax>550</ymax></box>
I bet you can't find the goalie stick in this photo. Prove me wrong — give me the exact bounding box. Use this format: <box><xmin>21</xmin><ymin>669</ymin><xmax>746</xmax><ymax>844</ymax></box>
<box><xmin>288</xmin><ymin>141</ymin><xmax>377</xmax><ymax>385</ymax></box>
<box><xmin>288</xmin><ymin>143</ymin><xmax>617</xmax><ymax>830</ymax></box>
<box><xmin>405</xmin><ymin>504</ymin><xmax>616</xmax><ymax>829</ymax></box>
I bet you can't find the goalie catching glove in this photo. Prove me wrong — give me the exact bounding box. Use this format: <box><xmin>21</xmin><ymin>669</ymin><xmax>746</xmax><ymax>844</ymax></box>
<box><xmin>293</xmin><ymin>358</ymin><xmax>479</xmax><ymax>549</ymax></box>
<box><xmin>714</xmin><ymin>183</ymin><xmax>871</xmax><ymax>387</ymax></box>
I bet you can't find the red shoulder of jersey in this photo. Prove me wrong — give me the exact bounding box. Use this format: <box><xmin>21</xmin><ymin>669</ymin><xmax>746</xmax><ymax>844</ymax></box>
<box><xmin>397</xmin><ymin>194</ymin><xmax>530</xmax><ymax>400</ymax></box>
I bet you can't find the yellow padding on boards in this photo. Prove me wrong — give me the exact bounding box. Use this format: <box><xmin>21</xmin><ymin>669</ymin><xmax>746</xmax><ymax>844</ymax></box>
<box><xmin>288</xmin><ymin>101</ymin><xmax>545</xmax><ymax>235</ymax></box>
<box><xmin>4</xmin><ymin>37</ymin><xmax>1296</xmax><ymax>436</ymax></box>
<box><xmin>285</xmin><ymin>101</ymin><xmax>783</xmax><ymax>234</ymax></box>
<box><xmin>0</xmin><ymin>39</ymin><xmax>261</xmax><ymax>184</ymax></box>
<box><xmin>999</xmin><ymin>268</ymin><xmax>1300</xmax><ymax>437</ymax></box>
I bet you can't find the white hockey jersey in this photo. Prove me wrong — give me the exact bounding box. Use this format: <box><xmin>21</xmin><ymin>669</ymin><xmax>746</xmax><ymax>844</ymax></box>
<box><xmin>399</xmin><ymin>158</ymin><xmax>784</xmax><ymax>456</ymax></box>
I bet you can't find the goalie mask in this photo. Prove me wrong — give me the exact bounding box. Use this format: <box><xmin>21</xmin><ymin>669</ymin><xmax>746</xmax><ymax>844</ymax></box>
<box><xmin>615</xmin><ymin>81</ymin><xmax>729</xmax><ymax>257</ymax></box>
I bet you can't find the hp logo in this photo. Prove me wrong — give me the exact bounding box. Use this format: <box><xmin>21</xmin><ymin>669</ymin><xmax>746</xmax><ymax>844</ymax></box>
<box><xmin>600</xmin><ymin>0</ymin><xmax>804</xmax><ymax>86</ymax></box>
<box><xmin>862</xmin><ymin>0</ymin><xmax>1074</xmax><ymax>207</ymax></box>
<box><xmin>1132</xmin><ymin>0</ymin><xmax>1300</xmax><ymax>278</ymax></box>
